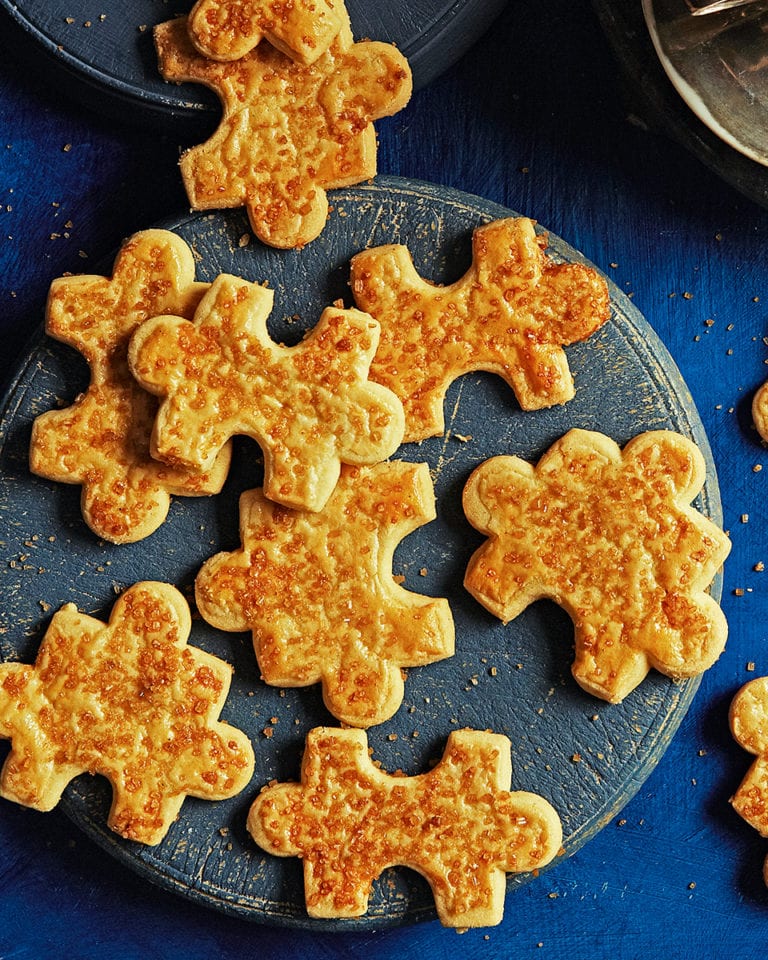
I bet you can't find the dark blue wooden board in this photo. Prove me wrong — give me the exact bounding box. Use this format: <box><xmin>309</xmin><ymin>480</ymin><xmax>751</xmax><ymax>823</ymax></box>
<box><xmin>0</xmin><ymin>176</ymin><xmax>723</xmax><ymax>928</ymax></box>
<box><xmin>0</xmin><ymin>0</ymin><xmax>506</xmax><ymax>129</ymax></box>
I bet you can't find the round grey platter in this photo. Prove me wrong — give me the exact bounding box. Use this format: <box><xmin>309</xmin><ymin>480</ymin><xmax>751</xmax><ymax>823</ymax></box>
<box><xmin>0</xmin><ymin>176</ymin><xmax>724</xmax><ymax>929</ymax></box>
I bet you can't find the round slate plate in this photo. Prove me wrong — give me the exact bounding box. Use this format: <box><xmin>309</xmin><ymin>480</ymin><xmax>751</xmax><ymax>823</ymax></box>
<box><xmin>0</xmin><ymin>0</ymin><xmax>506</xmax><ymax>129</ymax></box>
<box><xmin>593</xmin><ymin>0</ymin><xmax>768</xmax><ymax>209</ymax></box>
<box><xmin>0</xmin><ymin>177</ymin><xmax>723</xmax><ymax>928</ymax></box>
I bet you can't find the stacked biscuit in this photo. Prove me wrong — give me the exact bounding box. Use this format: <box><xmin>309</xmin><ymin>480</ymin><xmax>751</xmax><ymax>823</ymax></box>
<box><xmin>0</xmin><ymin>0</ymin><xmax>735</xmax><ymax>929</ymax></box>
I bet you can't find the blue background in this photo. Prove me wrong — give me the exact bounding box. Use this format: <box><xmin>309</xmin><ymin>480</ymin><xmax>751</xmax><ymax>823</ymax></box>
<box><xmin>3</xmin><ymin>1</ymin><xmax>768</xmax><ymax>956</ymax></box>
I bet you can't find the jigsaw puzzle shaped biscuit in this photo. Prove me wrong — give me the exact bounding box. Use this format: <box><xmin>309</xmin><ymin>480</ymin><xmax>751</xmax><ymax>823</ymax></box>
<box><xmin>188</xmin><ymin>0</ymin><xmax>344</xmax><ymax>63</ymax></box>
<box><xmin>730</xmin><ymin>677</ymin><xmax>768</xmax><ymax>884</ymax></box>
<box><xmin>196</xmin><ymin>460</ymin><xmax>454</xmax><ymax>727</ymax></box>
<box><xmin>0</xmin><ymin>582</ymin><xmax>254</xmax><ymax>845</ymax></box>
<box><xmin>350</xmin><ymin>217</ymin><xmax>611</xmax><ymax>441</ymax></box>
<box><xmin>752</xmin><ymin>381</ymin><xmax>768</xmax><ymax>443</ymax></box>
<box><xmin>463</xmin><ymin>429</ymin><xmax>731</xmax><ymax>703</ymax></box>
<box><xmin>129</xmin><ymin>274</ymin><xmax>404</xmax><ymax>513</ymax></box>
<box><xmin>154</xmin><ymin>14</ymin><xmax>411</xmax><ymax>249</ymax></box>
<box><xmin>248</xmin><ymin>726</ymin><xmax>562</xmax><ymax>927</ymax></box>
<box><xmin>29</xmin><ymin>230</ymin><xmax>231</xmax><ymax>544</ymax></box>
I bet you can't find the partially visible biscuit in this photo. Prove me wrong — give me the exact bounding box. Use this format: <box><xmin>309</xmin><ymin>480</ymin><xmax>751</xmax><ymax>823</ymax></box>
<box><xmin>752</xmin><ymin>381</ymin><xmax>768</xmax><ymax>442</ymax></box>
<box><xmin>195</xmin><ymin>460</ymin><xmax>454</xmax><ymax>727</ymax></box>
<box><xmin>463</xmin><ymin>429</ymin><xmax>731</xmax><ymax>703</ymax></box>
<box><xmin>128</xmin><ymin>274</ymin><xmax>404</xmax><ymax>513</ymax></box>
<box><xmin>350</xmin><ymin>217</ymin><xmax>611</xmax><ymax>441</ymax></box>
<box><xmin>730</xmin><ymin>677</ymin><xmax>768</xmax><ymax>884</ymax></box>
<box><xmin>154</xmin><ymin>14</ymin><xmax>411</xmax><ymax>248</ymax></box>
<box><xmin>188</xmin><ymin>0</ymin><xmax>344</xmax><ymax>63</ymax></box>
<box><xmin>248</xmin><ymin>726</ymin><xmax>562</xmax><ymax>927</ymax></box>
<box><xmin>29</xmin><ymin>229</ymin><xmax>231</xmax><ymax>544</ymax></box>
<box><xmin>0</xmin><ymin>582</ymin><xmax>254</xmax><ymax>845</ymax></box>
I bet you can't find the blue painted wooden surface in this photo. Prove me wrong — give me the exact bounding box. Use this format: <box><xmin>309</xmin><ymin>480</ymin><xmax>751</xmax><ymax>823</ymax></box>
<box><xmin>2</xmin><ymin>0</ymin><xmax>768</xmax><ymax>956</ymax></box>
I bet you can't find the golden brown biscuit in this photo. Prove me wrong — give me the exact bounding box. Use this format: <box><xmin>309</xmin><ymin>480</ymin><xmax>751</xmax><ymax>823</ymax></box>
<box><xmin>730</xmin><ymin>677</ymin><xmax>768</xmax><ymax>884</ymax></box>
<box><xmin>0</xmin><ymin>582</ymin><xmax>254</xmax><ymax>845</ymax></box>
<box><xmin>29</xmin><ymin>230</ymin><xmax>231</xmax><ymax>544</ymax></box>
<box><xmin>248</xmin><ymin>726</ymin><xmax>562</xmax><ymax>927</ymax></box>
<box><xmin>463</xmin><ymin>429</ymin><xmax>731</xmax><ymax>703</ymax></box>
<box><xmin>155</xmin><ymin>13</ymin><xmax>411</xmax><ymax>249</ymax></box>
<box><xmin>350</xmin><ymin>217</ymin><xmax>611</xmax><ymax>441</ymax></box>
<box><xmin>195</xmin><ymin>460</ymin><xmax>454</xmax><ymax>726</ymax></box>
<box><xmin>752</xmin><ymin>381</ymin><xmax>768</xmax><ymax>442</ymax></box>
<box><xmin>188</xmin><ymin>0</ymin><xmax>344</xmax><ymax>63</ymax></box>
<box><xmin>129</xmin><ymin>274</ymin><xmax>404</xmax><ymax>513</ymax></box>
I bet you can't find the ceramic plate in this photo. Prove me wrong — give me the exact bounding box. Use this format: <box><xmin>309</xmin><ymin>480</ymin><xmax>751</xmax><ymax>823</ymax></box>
<box><xmin>0</xmin><ymin>176</ymin><xmax>723</xmax><ymax>928</ymax></box>
<box><xmin>0</xmin><ymin>0</ymin><xmax>506</xmax><ymax>128</ymax></box>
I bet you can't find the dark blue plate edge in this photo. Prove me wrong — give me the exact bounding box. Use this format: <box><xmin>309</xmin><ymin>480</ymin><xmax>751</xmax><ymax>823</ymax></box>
<box><xmin>0</xmin><ymin>0</ymin><xmax>508</xmax><ymax>130</ymax></box>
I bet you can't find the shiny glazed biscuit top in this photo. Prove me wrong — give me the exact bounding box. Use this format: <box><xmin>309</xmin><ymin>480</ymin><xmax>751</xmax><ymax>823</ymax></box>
<box><xmin>155</xmin><ymin>13</ymin><xmax>412</xmax><ymax>249</ymax></box>
<box><xmin>195</xmin><ymin>460</ymin><xmax>455</xmax><ymax>727</ymax></box>
<box><xmin>248</xmin><ymin>726</ymin><xmax>563</xmax><ymax>927</ymax></box>
<box><xmin>350</xmin><ymin>217</ymin><xmax>611</xmax><ymax>441</ymax></box>
<box><xmin>188</xmin><ymin>0</ymin><xmax>345</xmax><ymax>63</ymax></box>
<box><xmin>0</xmin><ymin>582</ymin><xmax>254</xmax><ymax>845</ymax></box>
<box><xmin>463</xmin><ymin>428</ymin><xmax>731</xmax><ymax>703</ymax></box>
<box><xmin>29</xmin><ymin>230</ymin><xmax>231</xmax><ymax>544</ymax></box>
<box><xmin>128</xmin><ymin>275</ymin><xmax>405</xmax><ymax>513</ymax></box>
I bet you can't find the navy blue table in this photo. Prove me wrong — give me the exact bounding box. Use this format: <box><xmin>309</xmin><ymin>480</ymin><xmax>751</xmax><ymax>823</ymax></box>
<box><xmin>3</xmin><ymin>1</ymin><xmax>768</xmax><ymax>957</ymax></box>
